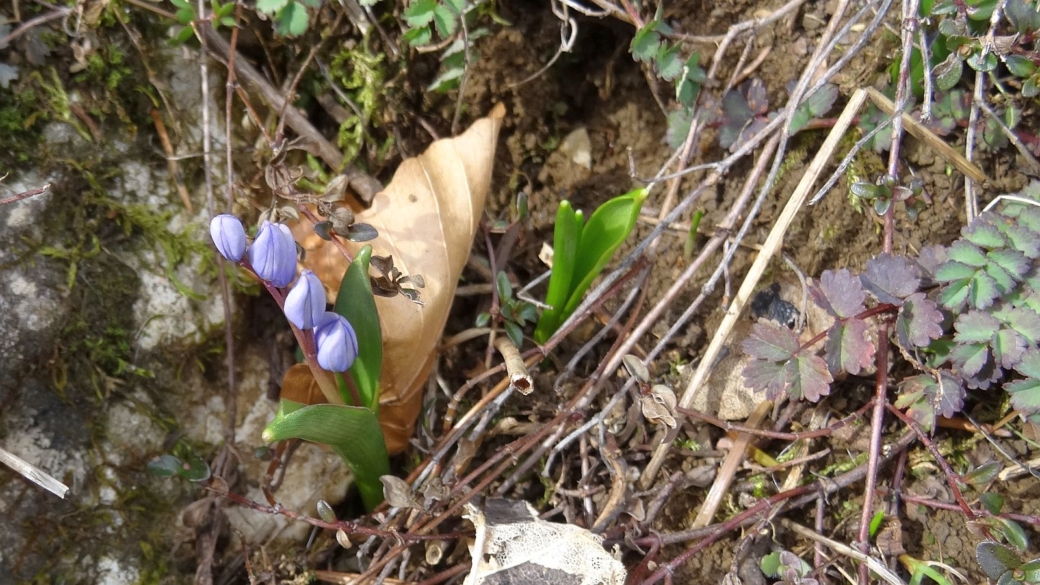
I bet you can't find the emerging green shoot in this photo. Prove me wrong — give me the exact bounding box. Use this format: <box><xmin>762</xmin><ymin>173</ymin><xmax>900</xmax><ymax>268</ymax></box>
<box><xmin>534</xmin><ymin>188</ymin><xmax>647</xmax><ymax>344</ymax></box>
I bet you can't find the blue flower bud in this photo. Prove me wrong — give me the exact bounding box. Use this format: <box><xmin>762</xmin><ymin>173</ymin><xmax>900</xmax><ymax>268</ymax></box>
<box><xmin>248</xmin><ymin>221</ymin><xmax>297</xmax><ymax>287</ymax></box>
<box><xmin>284</xmin><ymin>269</ymin><xmax>326</xmax><ymax>330</ymax></box>
<box><xmin>315</xmin><ymin>312</ymin><xmax>358</xmax><ymax>372</ymax></box>
<box><xmin>209</xmin><ymin>214</ymin><xmax>246</xmax><ymax>262</ymax></box>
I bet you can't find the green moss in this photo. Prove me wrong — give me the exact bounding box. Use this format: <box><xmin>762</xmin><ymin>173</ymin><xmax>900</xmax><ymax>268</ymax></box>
<box><xmin>329</xmin><ymin>35</ymin><xmax>389</xmax><ymax>165</ymax></box>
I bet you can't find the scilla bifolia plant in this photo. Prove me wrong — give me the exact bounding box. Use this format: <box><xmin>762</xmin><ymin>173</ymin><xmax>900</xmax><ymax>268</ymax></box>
<box><xmin>210</xmin><ymin>215</ymin><xmax>389</xmax><ymax>510</ymax></box>
<box><xmin>533</xmin><ymin>188</ymin><xmax>647</xmax><ymax>344</ymax></box>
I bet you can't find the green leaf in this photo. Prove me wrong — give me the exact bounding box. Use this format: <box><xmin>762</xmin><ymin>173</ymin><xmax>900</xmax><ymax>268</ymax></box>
<box><xmin>170</xmin><ymin>0</ymin><xmax>192</xmax><ymax>8</ymax></box>
<box><xmin>788</xmin><ymin>108</ymin><xmax>810</xmax><ymax>135</ymax></box>
<box><xmin>404</xmin><ymin>0</ymin><xmax>437</xmax><ymax>27</ymax></box>
<box><xmin>172</xmin><ymin>26</ymin><xmax>196</xmax><ymax>44</ymax></box>
<box><xmin>147</xmin><ymin>454</ymin><xmax>183</xmax><ymax>478</ymax></box>
<box><xmin>432</xmin><ymin>4</ymin><xmax>457</xmax><ymax>37</ymax></box>
<box><xmin>443</xmin><ymin>0</ymin><xmax>465</xmax><ymax>13</ymax></box>
<box><xmin>559</xmin><ymin>188</ymin><xmax>648</xmax><ymax>320</ymax></box>
<box><xmin>219</xmin><ymin>16</ymin><xmax>236</xmax><ymax>27</ymax></box>
<box><xmin>967</xmin><ymin>50</ymin><xmax>999</xmax><ymax>72</ymax></box>
<box><xmin>948</xmin><ymin>240</ymin><xmax>988</xmax><ymax>267</ymax></box>
<box><xmin>334</xmin><ymin>245</ymin><xmax>383</xmax><ymax>411</ymax></box>
<box><xmin>964</xmin><ymin>461</ymin><xmax>1002</xmax><ymax>485</ymax></box>
<box><xmin>978</xmin><ymin>541</ymin><xmax>1020</xmax><ymax>579</ymax></box>
<box><xmin>954</xmin><ymin>310</ymin><xmax>999</xmax><ymax>344</ymax></box>
<box><xmin>534</xmin><ymin>200</ymin><xmax>581</xmax><ymax>343</ymax></box>
<box><xmin>631</xmin><ymin>21</ymin><xmax>661</xmax><ymax>63</ymax></box>
<box><xmin>999</xmin><ymin>517</ymin><xmax>1030</xmax><ymax>552</ymax></box>
<box><xmin>496</xmin><ymin>271</ymin><xmax>514</xmax><ymax>303</ymax></box>
<box><xmin>175</xmin><ymin>7</ymin><xmax>195</xmax><ymax>23</ymax></box>
<box><xmin>760</xmin><ymin>552</ymin><xmax>782</xmax><ymax>578</ymax></box>
<box><xmin>274</xmin><ymin>1</ymin><xmax>309</xmax><ymax>36</ymax></box>
<box><xmin>980</xmin><ymin>492</ymin><xmax>1005</xmax><ymax>515</ymax></box>
<box><xmin>869</xmin><ymin>511</ymin><xmax>885</xmax><ymax>538</ymax></box>
<box><xmin>1006</xmin><ymin>55</ymin><xmax>1037</xmax><ymax>77</ymax></box>
<box><xmin>655</xmin><ymin>43</ymin><xmax>683</xmax><ymax>81</ymax></box>
<box><xmin>263</xmin><ymin>400</ymin><xmax>390</xmax><ymax>511</ymax></box>
<box><xmin>403</xmin><ymin>24</ymin><xmax>432</xmax><ymax>47</ymax></box>
<box><xmin>256</xmin><ymin>0</ymin><xmax>288</xmax><ymax>14</ymax></box>
<box><xmin>503</xmin><ymin>320</ymin><xmax>523</xmax><ymax>348</ymax></box>
<box><xmin>178</xmin><ymin>453</ymin><xmax>212</xmax><ymax>482</ymax></box>
<box><xmin>933</xmin><ymin>53</ymin><xmax>963</xmax><ymax>91</ymax></box>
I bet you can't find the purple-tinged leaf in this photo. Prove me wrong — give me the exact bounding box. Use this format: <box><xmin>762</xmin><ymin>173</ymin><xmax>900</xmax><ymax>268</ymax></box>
<box><xmin>897</xmin><ymin>293</ymin><xmax>944</xmax><ymax>348</ymax></box>
<box><xmin>1006</xmin><ymin>224</ymin><xmax>1040</xmax><ymax>258</ymax></box>
<box><xmin>742</xmin><ymin>358</ymin><xmax>791</xmax><ymax>399</ymax></box>
<box><xmin>1015</xmin><ymin>206</ymin><xmax>1040</xmax><ymax>232</ymax></box>
<box><xmin>861</xmin><ymin>254</ymin><xmax>919</xmax><ymax>304</ymax></box>
<box><xmin>932</xmin><ymin>370</ymin><xmax>965</xmax><ymax>418</ymax></box>
<box><xmin>1015</xmin><ymin>347</ymin><xmax>1040</xmax><ymax>379</ymax></box>
<box><xmin>791</xmin><ymin>354</ymin><xmax>832</xmax><ymax>402</ymax></box>
<box><xmin>1001</xmin><ymin>307</ymin><xmax>1040</xmax><ymax>345</ymax></box>
<box><xmin>963</xmin><ymin>358</ymin><xmax>1002</xmax><ymax>390</ymax></box>
<box><xmin>1007</xmin><ymin>378</ymin><xmax>1040</xmax><ymax>412</ymax></box>
<box><xmin>951</xmin><ymin>342</ymin><xmax>991</xmax><ymax>378</ymax></box>
<box><xmin>745</xmin><ymin>78</ymin><xmax>769</xmax><ymax>115</ymax></box>
<box><xmin>897</xmin><ymin>376</ymin><xmax>937</xmax><ymax>430</ymax></box>
<box><xmin>742</xmin><ymin>321</ymin><xmax>800</xmax><ymax>362</ymax></box>
<box><xmin>993</xmin><ymin>328</ymin><xmax>1026</xmax><ymax>370</ymax></box>
<box><xmin>810</xmin><ymin>269</ymin><xmax>866</xmax><ymax>318</ymax></box>
<box><xmin>947</xmin><ymin>240</ymin><xmax>989</xmax><ymax>268</ymax></box>
<box><xmin>954</xmin><ymin>310</ymin><xmax>1000</xmax><ymax>344</ymax></box>
<box><xmin>962</xmin><ymin>218</ymin><xmax>1006</xmax><ymax>249</ymax></box>
<box><xmin>825</xmin><ymin>318</ymin><xmax>875</xmax><ymax>375</ymax></box>
<box><xmin>916</xmin><ymin>245</ymin><xmax>948</xmax><ymax>280</ymax></box>
<box><xmin>987</xmin><ymin>248</ymin><xmax>1030</xmax><ymax>281</ymax></box>
<box><xmin>907</xmin><ymin>398</ymin><xmax>936</xmax><ymax>430</ymax></box>
<box><xmin>969</xmin><ymin>271</ymin><xmax>1000</xmax><ymax>310</ymax></box>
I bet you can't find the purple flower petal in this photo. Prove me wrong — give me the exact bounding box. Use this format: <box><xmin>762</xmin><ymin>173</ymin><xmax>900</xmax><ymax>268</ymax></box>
<box><xmin>248</xmin><ymin>221</ymin><xmax>297</xmax><ymax>287</ymax></box>
<box><xmin>315</xmin><ymin>312</ymin><xmax>358</xmax><ymax>372</ymax></box>
<box><xmin>210</xmin><ymin>214</ymin><xmax>246</xmax><ymax>262</ymax></box>
<box><xmin>284</xmin><ymin>270</ymin><xmax>326</xmax><ymax>330</ymax></box>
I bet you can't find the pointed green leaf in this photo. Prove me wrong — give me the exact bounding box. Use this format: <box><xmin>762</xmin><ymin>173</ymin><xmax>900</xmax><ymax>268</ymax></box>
<box><xmin>561</xmin><ymin>188</ymin><xmax>648</xmax><ymax>318</ymax></box>
<box><xmin>534</xmin><ymin>200</ymin><xmax>580</xmax><ymax>343</ymax></box>
<box><xmin>263</xmin><ymin>400</ymin><xmax>390</xmax><ymax>510</ymax></box>
<box><xmin>335</xmin><ymin>245</ymin><xmax>382</xmax><ymax>410</ymax></box>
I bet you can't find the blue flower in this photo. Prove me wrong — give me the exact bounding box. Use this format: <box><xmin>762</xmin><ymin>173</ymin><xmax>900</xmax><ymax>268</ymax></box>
<box><xmin>314</xmin><ymin>312</ymin><xmax>358</xmax><ymax>372</ymax></box>
<box><xmin>284</xmin><ymin>269</ymin><xmax>327</xmax><ymax>330</ymax></box>
<box><xmin>209</xmin><ymin>214</ymin><xmax>246</xmax><ymax>262</ymax></box>
<box><xmin>248</xmin><ymin>221</ymin><xmax>297</xmax><ymax>287</ymax></box>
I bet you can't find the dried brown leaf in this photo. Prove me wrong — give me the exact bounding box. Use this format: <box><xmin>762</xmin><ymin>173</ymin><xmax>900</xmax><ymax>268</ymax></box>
<box><xmin>294</xmin><ymin>105</ymin><xmax>506</xmax><ymax>453</ymax></box>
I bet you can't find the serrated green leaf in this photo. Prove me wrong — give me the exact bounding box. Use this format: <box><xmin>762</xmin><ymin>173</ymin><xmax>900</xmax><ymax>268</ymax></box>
<box><xmin>939</xmin><ymin>277</ymin><xmax>971</xmax><ymax>310</ymax></box>
<box><xmin>804</xmin><ymin>84</ymin><xmax>838</xmax><ymax>117</ymax></box>
<box><xmin>897</xmin><ymin>293</ymin><xmax>944</xmax><ymax>348</ymax></box>
<box><xmin>443</xmin><ymin>0</ymin><xmax>465</xmax><ymax>12</ymax></box>
<box><xmin>432</xmin><ymin>4</ymin><xmax>457</xmax><ymax>37</ymax></box>
<box><xmin>983</xmin><ymin>262</ymin><xmax>1016</xmax><ymax>295</ymax></box>
<box><xmin>964</xmin><ymin>219</ymin><xmax>1006</xmax><ymax>248</ymax></box>
<box><xmin>335</xmin><ymin>246</ymin><xmax>382</xmax><ymax>411</ymax></box>
<box><xmin>951</xmin><ymin>342</ymin><xmax>991</xmax><ymax>377</ymax></box>
<box><xmin>655</xmin><ymin>43</ymin><xmax>683</xmax><ymax>81</ymax></box>
<box><xmin>404</xmin><ymin>0</ymin><xmax>437</xmax><ymax>27</ymax></box>
<box><xmin>988</xmin><ymin>248</ymin><xmax>1030</xmax><ymax>280</ymax></box>
<box><xmin>954</xmin><ymin>310</ymin><xmax>1000</xmax><ymax>344</ymax></box>
<box><xmin>256</xmin><ymin>0</ymin><xmax>288</xmax><ymax>14</ymax></box>
<box><xmin>1007</xmin><ymin>377</ymin><xmax>1040</xmax><ymax>411</ymax></box>
<box><xmin>936</xmin><ymin>260</ymin><xmax>977</xmax><ymax>282</ymax></box>
<box><xmin>788</xmin><ymin>108</ymin><xmax>810</xmax><ymax>135</ymax></box>
<box><xmin>1005</xmin><ymin>225</ymin><xmax>1040</xmax><ymax>258</ymax></box>
<box><xmin>993</xmin><ymin>328</ymin><xmax>1026</xmax><ymax>369</ymax></box>
<box><xmin>263</xmin><ymin>400</ymin><xmax>389</xmax><ymax>510</ymax></box>
<box><xmin>969</xmin><ymin>271</ymin><xmax>1000</xmax><ymax>309</ymax></box>
<box><xmin>948</xmin><ymin>240</ymin><xmax>989</xmax><ymax>267</ymax></box>
<box><xmin>631</xmin><ymin>21</ymin><xmax>661</xmax><ymax>63</ymax></box>
<box><xmin>743</xmin><ymin>321</ymin><xmax>800</xmax><ymax>361</ymax></box>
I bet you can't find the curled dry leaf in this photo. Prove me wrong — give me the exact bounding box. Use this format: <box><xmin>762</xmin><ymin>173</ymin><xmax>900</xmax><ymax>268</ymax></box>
<box><xmin>292</xmin><ymin>104</ymin><xmax>506</xmax><ymax>454</ymax></box>
<box><xmin>641</xmin><ymin>384</ymin><xmax>678</xmax><ymax>428</ymax></box>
